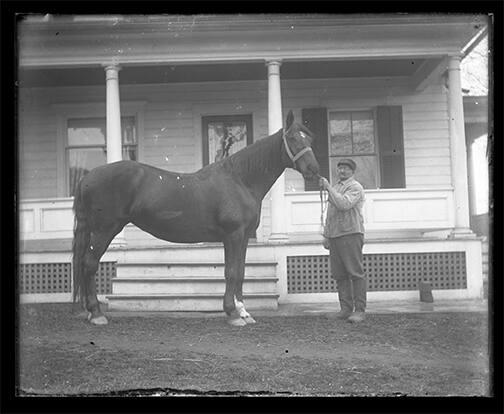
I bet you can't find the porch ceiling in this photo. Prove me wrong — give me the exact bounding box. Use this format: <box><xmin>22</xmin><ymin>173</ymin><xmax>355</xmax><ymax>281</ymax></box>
<box><xmin>19</xmin><ymin>58</ymin><xmax>426</xmax><ymax>87</ymax></box>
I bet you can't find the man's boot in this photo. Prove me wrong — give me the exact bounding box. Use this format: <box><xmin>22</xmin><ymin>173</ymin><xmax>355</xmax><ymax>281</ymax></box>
<box><xmin>326</xmin><ymin>277</ymin><xmax>353</xmax><ymax>320</ymax></box>
<box><xmin>348</xmin><ymin>277</ymin><xmax>366</xmax><ymax>323</ymax></box>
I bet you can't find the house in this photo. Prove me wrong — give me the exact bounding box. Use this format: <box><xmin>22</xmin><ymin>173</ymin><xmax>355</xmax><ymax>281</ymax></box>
<box><xmin>18</xmin><ymin>14</ymin><xmax>488</xmax><ymax>310</ymax></box>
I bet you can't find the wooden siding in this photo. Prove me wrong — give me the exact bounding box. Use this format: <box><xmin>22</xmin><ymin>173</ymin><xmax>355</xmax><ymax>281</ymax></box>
<box><xmin>18</xmin><ymin>99</ymin><xmax>59</xmax><ymax>198</ymax></box>
<box><xmin>19</xmin><ymin>77</ymin><xmax>452</xmax><ymax>240</ymax></box>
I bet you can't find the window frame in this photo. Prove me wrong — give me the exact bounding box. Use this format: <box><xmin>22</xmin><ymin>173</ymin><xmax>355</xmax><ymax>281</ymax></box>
<box><xmin>65</xmin><ymin>116</ymin><xmax>138</xmax><ymax>197</ymax></box>
<box><xmin>327</xmin><ymin>108</ymin><xmax>381</xmax><ymax>189</ymax></box>
<box><xmin>201</xmin><ymin>114</ymin><xmax>254</xmax><ymax>166</ymax></box>
<box><xmin>54</xmin><ymin>101</ymin><xmax>145</xmax><ymax>198</ymax></box>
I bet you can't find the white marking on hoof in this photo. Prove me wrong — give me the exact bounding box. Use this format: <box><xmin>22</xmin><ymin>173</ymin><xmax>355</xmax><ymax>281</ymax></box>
<box><xmin>243</xmin><ymin>315</ymin><xmax>256</xmax><ymax>324</ymax></box>
<box><xmin>89</xmin><ymin>315</ymin><xmax>108</xmax><ymax>325</ymax></box>
<box><xmin>234</xmin><ymin>296</ymin><xmax>255</xmax><ymax>324</ymax></box>
<box><xmin>227</xmin><ymin>316</ymin><xmax>247</xmax><ymax>327</ymax></box>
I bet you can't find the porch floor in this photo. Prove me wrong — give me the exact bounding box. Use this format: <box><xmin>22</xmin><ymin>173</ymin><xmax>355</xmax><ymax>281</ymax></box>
<box><xmin>101</xmin><ymin>298</ymin><xmax>488</xmax><ymax>319</ymax></box>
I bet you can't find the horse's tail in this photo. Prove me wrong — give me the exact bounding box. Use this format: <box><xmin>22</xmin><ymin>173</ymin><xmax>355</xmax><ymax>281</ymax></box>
<box><xmin>72</xmin><ymin>179</ymin><xmax>91</xmax><ymax>307</ymax></box>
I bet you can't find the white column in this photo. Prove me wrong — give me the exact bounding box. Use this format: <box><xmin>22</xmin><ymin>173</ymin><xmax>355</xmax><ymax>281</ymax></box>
<box><xmin>466</xmin><ymin>137</ymin><xmax>477</xmax><ymax>217</ymax></box>
<box><xmin>447</xmin><ymin>56</ymin><xmax>473</xmax><ymax>238</ymax></box>
<box><xmin>104</xmin><ymin>65</ymin><xmax>123</xmax><ymax>163</ymax></box>
<box><xmin>104</xmin><ymin>65</ymin><xmax>126</xmax><ymax>246</ymax></box>
<box><xmin>266</xmin><ymin>60</ymin><xmax>288</xmax><ymax>242</ymax></box>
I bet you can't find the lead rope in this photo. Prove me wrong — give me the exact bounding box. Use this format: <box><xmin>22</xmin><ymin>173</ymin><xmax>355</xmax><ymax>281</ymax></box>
<box><xmin>318</xmin><ymin>175</ymin><xmax>328</xmax><ymax>235</ymax></box>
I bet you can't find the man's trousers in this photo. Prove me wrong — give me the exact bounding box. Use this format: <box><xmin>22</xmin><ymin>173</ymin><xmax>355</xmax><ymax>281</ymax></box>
<box><xmin>328</xmin><ymin>233</ymin><xmax>366</xmax><ymax>312</ymax></box>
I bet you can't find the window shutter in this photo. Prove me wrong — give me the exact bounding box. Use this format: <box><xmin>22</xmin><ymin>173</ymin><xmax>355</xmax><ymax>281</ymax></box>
<box><xmin>302</xmin><ymin>107</ymin><xmax>329</xmax><ymax>191</ymax></box>
<box><xmin>377</xmin><ymin>106</ymin><xmax>406</xmax><ymax>188</ymax></box>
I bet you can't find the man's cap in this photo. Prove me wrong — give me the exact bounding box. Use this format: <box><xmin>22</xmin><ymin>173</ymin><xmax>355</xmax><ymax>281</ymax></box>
<box><xmin>337</xmin><ymin>158</ymin><xmax>357</xmax><ymax>171</ymax></box>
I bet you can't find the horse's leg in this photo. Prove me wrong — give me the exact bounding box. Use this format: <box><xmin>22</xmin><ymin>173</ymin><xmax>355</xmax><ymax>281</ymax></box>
<box><xmin>223</xmin><ymin>230</ymin><xmax>247</xmax><ymax>327</ymax></box>
<box><xmin>84</xmin><ymin>224</ymin><xmax>124</xmax><ymax>325</ymax></box>
<box><xmin>233</xmin><ymin>237</ymin><xmax>256</xmax><ymax>324</ymax></box>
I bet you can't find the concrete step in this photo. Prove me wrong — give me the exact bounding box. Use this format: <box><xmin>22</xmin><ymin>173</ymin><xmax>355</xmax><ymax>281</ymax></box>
<box><xmin>116</xmin><ymin>261</ymin><xmax>277</xmax><ymax>278</ymax></box>
<box><xmin>106</xmin><ymin>293</ymin><xmax>279</xmax><ymax>312</ymax></box>
<box><xmin>112</xmin><ymin>276</ymin><xmax>278</xmax><ymax>295</ymax></box>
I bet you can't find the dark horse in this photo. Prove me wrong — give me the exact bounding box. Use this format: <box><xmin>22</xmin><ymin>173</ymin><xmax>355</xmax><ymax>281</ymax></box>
<box><xmin>72</xmin><ymin>110</ymin><xmax>319</xmax><ymax>326</ymax></box>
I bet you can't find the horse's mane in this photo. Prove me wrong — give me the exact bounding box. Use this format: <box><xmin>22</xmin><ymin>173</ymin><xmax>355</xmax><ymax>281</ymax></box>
<box><xmin>221</xmin><ymin>129</ymin><xmax>284</xmax><ymax>182</ymax></box>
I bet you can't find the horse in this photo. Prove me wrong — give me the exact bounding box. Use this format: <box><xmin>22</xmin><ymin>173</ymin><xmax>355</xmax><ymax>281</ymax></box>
<box><xmin>72</xmin><ymin>110</ymin><xmax>319</xmax><ymax>326</ymax></box>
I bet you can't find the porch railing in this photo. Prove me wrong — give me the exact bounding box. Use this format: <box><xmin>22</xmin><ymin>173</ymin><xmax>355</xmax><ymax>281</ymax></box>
<box><xmin>19</xmin><ymin>188</ymin><xmax>455</xmax><ymax>240</ymax></box>
<box><xmin>20</xmin><ymin>197</ymin><xmax>75</xmax><ymax>240</ymax></box>
<box><xmin>285</xmin><ymin>187</ymin><xmax>455</xmax><ymax>233</ymax></box>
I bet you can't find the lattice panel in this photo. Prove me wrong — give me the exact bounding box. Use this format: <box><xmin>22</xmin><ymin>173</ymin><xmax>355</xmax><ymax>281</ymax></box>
<box><xmin>287</xmin><ymin>255</ymin><xmax>336</xmax><ymax>293</ymax></box>
<box><xmin>287</xmin><ymin>252</ymin><xmax>467</xmax><ymax>293</ymax></box>
<box><xmin>96</xmin><ymin>262</ymin><xmax>115</xmax><ymax>294</ymax></box>
<box><xmin>19</xmin><ymin>263</ymin><xmax>71</xmax><ymax>294</ymax></box>
<box><xmin>19</xmin><ymin>262</ymin><xmax>116</xmax><ymax>295</ymax></box>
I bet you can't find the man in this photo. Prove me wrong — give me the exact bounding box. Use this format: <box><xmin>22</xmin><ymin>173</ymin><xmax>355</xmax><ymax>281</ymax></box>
<box><xmin>319</xmin><ymin>158</ymin><xmax>366</xmax><ymax>323</ymax></box>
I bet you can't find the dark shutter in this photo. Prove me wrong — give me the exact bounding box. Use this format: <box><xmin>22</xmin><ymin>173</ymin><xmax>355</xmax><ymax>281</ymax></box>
<box><xmin>376</xmin><ymin>106</ymin><xmax>406</xmax><ymax>188</ymax></box>
<box><xmin>302</xmin><ymin>108</ymin><xmax>329</xmax><ymax>191</ymax></box>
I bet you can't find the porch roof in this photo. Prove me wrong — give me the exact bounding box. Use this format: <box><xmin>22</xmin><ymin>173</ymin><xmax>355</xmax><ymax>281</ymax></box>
<box><xmin>19</xmin><ymin>13</ymin><xmax>487</xmax><ymax>69</ymax></box>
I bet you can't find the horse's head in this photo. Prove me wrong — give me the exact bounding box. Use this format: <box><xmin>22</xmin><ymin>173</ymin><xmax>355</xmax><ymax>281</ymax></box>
<box><xmin>283</xmin><ymin>110</ymin><xmax>320</xmax><ymax>180</ymax></box>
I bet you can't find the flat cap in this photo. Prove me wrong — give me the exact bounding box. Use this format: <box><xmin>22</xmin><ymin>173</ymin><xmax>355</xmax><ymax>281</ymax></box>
<box><xmin>337</xmin><ymin>158</ymin><xmax>357</xmax><ymax>171</ymax></box>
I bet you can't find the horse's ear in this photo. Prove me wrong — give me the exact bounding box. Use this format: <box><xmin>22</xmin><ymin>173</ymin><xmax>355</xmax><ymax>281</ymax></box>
<box><xmin>285</xmin><ymin>110</ymin><xmax>294</xmax><ymax>130</ymax></box>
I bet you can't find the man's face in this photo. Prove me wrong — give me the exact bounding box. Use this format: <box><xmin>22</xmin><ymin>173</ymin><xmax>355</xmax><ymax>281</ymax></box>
<box><xmin>337</xmin><ymin>164</ymin><xmax>354</xmax><ymax>181</ymax></box>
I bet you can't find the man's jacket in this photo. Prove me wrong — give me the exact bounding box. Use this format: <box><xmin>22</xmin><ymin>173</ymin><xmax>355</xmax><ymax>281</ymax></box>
<box><xmin>323</xmin><ymin>177</ymin><xmax>365</xmax><ymax>238</ymax></box>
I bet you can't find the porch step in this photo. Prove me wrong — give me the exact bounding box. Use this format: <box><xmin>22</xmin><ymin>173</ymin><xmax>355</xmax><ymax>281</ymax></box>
<box><xmin>115</xmin><ymin>261</ymin><xmax>277</xmax><ymax>278</ymax></box>
<box><xmin>106</xmin><ymin>293</ymin><xmax>279</xmax><ymax>312</ymax></box>
<box><xmin>482</xmin><ymin>238</ymin><xmax>488</xmax><ymax>281</ymax></box>
<box><xmin>112</xmin><ymin>276</ymin><xmax>278</xmax><ymax>295</ymax></box>
<box><xmin>109</xmin><ymin>260</ymin><xmax>279</xmax><ymax>311</ymax></box>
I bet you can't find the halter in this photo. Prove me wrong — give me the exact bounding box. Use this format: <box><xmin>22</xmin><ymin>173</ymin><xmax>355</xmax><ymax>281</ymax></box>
<box><xmin>282</xmin><ymin>131</ymin><xmax>313</xmax><ymax>168</ymax></box>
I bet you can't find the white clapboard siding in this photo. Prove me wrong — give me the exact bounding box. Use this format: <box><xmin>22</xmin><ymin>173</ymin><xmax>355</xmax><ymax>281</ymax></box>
<box><xmin>19</xmin><ymin>99</ymin><xmax>59</xmax><ymax>198</ymax></box>
<box><xmin>399</xmin><ymin>85</ymin><xmax>451</xmax><ymax>187</ymax></box>
<box><xmin>406</xmin><ymin>155</ymin><xmax>450</xmax><ymax>166</ymax></box>
<box><xmin>402</xmin><ymin>110</ymin><xmax>449</xmax><ymax>121</ymax></box>
<box><xmin>404</xmin><ymin>139</ymin><xmax>450</xmax><ymax>149</ymax></box>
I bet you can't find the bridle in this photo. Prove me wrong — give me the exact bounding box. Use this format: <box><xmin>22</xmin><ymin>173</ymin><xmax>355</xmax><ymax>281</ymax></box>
<box><xmin>282</xmin><ymin>128</ymin><xmax>327</xmax><ymax>232</ymax></box>
<box><xmin>282</xmin><ymin>130</ymin><xmax>313</xmax><ymax>168</ymax></box>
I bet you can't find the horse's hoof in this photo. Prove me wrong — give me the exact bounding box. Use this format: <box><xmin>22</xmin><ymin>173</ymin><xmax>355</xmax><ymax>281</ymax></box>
<box><xmin>89</xmin><ymin>315</ymin><xmax>108</xmax><ymax>325</ymax></box>
<box><xmin>227</xmin><ymin>317</ymin><xmax>247</xmax><ymax>327</ymax></box>
<box><xmin>243</xmin><ymin>315</ymin><xmax>256</xmax><ymax>324</ymax></box>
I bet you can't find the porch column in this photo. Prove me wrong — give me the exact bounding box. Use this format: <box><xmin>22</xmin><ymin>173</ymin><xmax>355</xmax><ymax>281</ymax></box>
<box><xmin>466</xmin><ymin>134</ymin><xmax>477</xmax><ymax>218</ymax></box>
<box><xmin>104</xmin><ymin>65</ymin><xmax>123</xmax><ymax>163</ymax></box>
<box><xmin>104</xmin><ymin>64</ymin><xmax>126</xmax><ymax>246</ymax></box>
<box><xmin>266</xmin><ymin>60</ymin><xmax>288</xmax><ymax>242</ymax></box>
<box><xmin>447</xmin><ymin>56</ymin><xmax>473</xmax><ymax>237</ymax></box>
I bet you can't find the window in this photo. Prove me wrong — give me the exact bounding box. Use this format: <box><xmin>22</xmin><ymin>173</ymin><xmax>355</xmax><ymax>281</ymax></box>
<box><xmin>202</xmin><ymin>115</ymin><xmax>253</xmax><ymax>165</ymax></box>
<box><xmin>329</xmin><ymin>110</ymin><xmax>378</xmax><ymax>189</ymax></box>
<box><xmin>302</xmin><ymin>106</ymin><xmax>405</xmax><ymax>191</ymax></box>
<box><xmin>66</xmin><ymin>116</ymin><xmax>137</xmax><ymax>196</ymax></box>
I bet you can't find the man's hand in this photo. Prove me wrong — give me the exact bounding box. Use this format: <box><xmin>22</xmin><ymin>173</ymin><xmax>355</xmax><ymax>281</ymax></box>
<box><xmin>322</xmin><ymin>237</ymin><xmax>330</xmax><ymax>250</ymax></box>
<box><xmin>319</xmin><ymin>177</ymin><xmax>330</xmax><ymax>190</ymax></box>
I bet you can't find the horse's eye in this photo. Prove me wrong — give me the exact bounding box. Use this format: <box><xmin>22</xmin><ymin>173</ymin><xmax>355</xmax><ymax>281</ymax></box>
<box><xmin>299</xmin><ymin>131</ymin><xmax>307</xmax><ymax>139</ymax></box>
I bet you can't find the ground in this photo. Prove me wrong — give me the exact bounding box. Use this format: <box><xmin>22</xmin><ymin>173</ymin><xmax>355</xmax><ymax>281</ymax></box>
<box><xmin>17</xmin><ymin>303</ymin><xmax>489</xmax><ymax>396</ymax></box>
